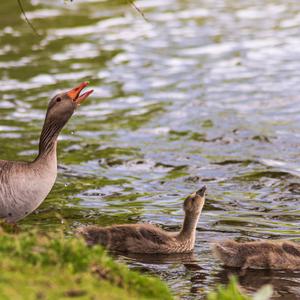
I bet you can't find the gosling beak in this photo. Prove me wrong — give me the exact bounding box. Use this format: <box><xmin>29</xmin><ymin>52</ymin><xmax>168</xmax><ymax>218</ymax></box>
<box><xmin>67</xmin><ymin>81</ymin><xmax>94</xmax><ymax>105</ymax></box>
<box><xmin>196</xmin><ymin>185</ymin><xmax>207</xmax><ymax>197</ymax></box>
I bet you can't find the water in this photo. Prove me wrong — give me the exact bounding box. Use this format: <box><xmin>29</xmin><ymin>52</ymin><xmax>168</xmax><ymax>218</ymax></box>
<box><xmin>1</xmin><ymin>0</ymin><xmax>300</xmax><ymax>298</ymax></box>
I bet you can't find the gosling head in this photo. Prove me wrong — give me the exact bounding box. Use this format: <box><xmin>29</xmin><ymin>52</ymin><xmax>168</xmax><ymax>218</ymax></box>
<box><xmin>183</xmin><ymin>185</ymin><xmax>207</xmax><ymax>215</ymax></box>
<box><xmin>45</xmin><ymin>81</ymin><xmax>94</xmax><ymax>127</ymax></box>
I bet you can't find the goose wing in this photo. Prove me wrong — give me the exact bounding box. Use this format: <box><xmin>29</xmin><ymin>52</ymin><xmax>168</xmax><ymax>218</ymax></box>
<box><xmin>282</xmin><ymin>241</ymin><xmax>300</xmax><ymax>256</ymax></box>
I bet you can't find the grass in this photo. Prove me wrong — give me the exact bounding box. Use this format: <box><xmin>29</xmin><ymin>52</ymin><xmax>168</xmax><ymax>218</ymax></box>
<box><xmin>0</xmin><ymin>225</ymin><xmax>172</xmax><ymax>300</ymax></box>
<box><xmin>207</xmin><ymin>277</ymin><xmax>273</xmax><ymax>300</ymax></box>
<box><xmin>0</xmin><ymin>224</ymin><xmax>273</xmax><ymax>300</ymax></box>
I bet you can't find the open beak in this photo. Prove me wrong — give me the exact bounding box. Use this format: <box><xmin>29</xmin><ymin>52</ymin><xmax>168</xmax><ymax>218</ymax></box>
<box><xmin>67</xmin><ymin>82</ymin><xmax>94</xmax><ymax>106</ymax></box>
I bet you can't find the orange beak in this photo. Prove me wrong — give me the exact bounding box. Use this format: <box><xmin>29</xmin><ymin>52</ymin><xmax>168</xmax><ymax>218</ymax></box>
<box><xmin>67</xmin><ymin>82</ymin><xmax>94</xmax><ymax>105</ymax></box>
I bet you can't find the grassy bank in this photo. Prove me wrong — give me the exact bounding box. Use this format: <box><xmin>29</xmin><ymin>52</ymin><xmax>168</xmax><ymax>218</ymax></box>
<box><xmin>0</xmin><ymin>225</ymin><xmax>172</xmax><ymax>300</ymax></box>
<box><xmin>0</xmin><ymin>225</ymin><xmax>272</xmax><ymax>300</ymax></box>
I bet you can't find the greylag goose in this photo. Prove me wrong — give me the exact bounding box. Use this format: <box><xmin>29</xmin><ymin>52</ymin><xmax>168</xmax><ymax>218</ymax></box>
<box><xmin>77</xmin><ymin>186</ymin><xmax>207</xmax><ymax>254</ymax></box>
<box><xmin>0</xmin><ymin>82</ymin><xmax>93</xmax><ymax>223</ymax></box>
<box><xmin>213</xmin><ymin>240</ymin><xmax>300</xmax><ymax>270</ymax></box>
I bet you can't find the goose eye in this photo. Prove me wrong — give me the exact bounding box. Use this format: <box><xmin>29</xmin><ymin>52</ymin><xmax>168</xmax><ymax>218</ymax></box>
<box><xmin>56</xmin><ymin>97</ymin><xmax>62</xmax><ymax>102</ymax></box>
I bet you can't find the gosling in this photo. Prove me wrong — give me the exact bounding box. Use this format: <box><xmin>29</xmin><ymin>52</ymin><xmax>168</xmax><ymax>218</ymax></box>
<box><xmin>213</xmin><ymin>240</ymin><xmax>300</xmax><ymax>270</ymax></box>
<box><xmin>77</xmin><ymin>186</ymin><xmax>207</xmax><ymax>254</ymax></box>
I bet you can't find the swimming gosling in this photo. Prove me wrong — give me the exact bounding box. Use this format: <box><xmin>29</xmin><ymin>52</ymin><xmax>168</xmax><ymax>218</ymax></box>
<box><xmin>213</xmin><ymin>240</ymin><xmax>300</xmax><ymax>270</ymax></box>
<box><xmin>0</xmin><ymin>82</ymin><xmax>93</xmax><ymax>223</ymax></box>
<box><xmin>77</xmin><ymin>186</ymin><xmax>207</xmax><ymax>254</ymax></box>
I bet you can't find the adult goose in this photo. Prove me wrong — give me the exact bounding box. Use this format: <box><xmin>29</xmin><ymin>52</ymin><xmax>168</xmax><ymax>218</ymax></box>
<box><xmin>0</xmin><ymin>82</ymin><xmax>93</xmax><ymax>223</ymax></box>
<box><xmin>77</xmin><ymin>186</ymin><xmax>207</xmax><ymax>254</ymax></box>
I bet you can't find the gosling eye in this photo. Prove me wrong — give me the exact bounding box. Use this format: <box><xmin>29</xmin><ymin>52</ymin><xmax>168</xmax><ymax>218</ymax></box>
<box><xmin>56</xmin><ymin>97</ymin><xmax>62</xmax><ymax>102</ymax></box>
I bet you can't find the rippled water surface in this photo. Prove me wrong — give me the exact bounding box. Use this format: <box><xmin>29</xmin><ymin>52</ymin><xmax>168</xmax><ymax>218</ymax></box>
<box><xmin>1</xmin><ymin>0</ymin><xmax>300</xmax><ymax>298</ymax></box>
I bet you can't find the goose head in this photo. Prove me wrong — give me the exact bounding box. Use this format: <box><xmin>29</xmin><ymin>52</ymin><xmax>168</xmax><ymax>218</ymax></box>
<box><xmin>45</xmin><ymin>81</ymin><xmax>93</xmax><ymax>126</ymax></box>
<box><xmin>183</xmin><ymin>185</ymin><xmax>207</xmax><ymax>215</ymax></box>
<box><xmin>38</xmin><ymin>82</ymin><xmax>93</xmax><ymax>155</ymax></box>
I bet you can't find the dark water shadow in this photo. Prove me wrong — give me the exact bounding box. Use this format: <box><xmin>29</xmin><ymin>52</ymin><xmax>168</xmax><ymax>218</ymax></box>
<box><xmin>114</xmin><ymin>251</ymin><xmax>200</xmax><ymax>266</ymax></box>
<box><xmin>113</xmin><ymin>251</ymin><xmax>209</xmax><ymax>298</ymax></box>
<box><xmin>216</xmin><ymin>268</ymin><xmax>300</xmax><ymax>299</ymax></box>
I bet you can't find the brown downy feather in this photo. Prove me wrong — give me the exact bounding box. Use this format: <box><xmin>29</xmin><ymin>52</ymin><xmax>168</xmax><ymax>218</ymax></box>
<box><xmin>77</xmin><ymin>186</ymin><xmax>207</xmax><ymax>254</ymax></box>
<box><xmin>213</xmin><ymin>240</ymin><xmax>300</xmax><ymax>270</ymax></box>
